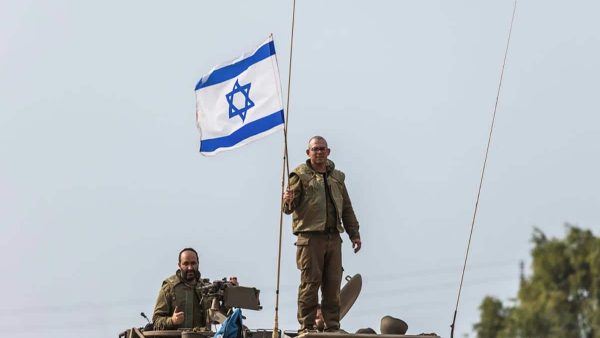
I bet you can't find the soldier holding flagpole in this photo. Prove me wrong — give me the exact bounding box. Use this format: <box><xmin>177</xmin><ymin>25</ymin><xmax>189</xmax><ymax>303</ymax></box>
<box><xmin>283</xmin><ymin>136</ymin><xmax>362</xmax><ymax>333</ymax></box>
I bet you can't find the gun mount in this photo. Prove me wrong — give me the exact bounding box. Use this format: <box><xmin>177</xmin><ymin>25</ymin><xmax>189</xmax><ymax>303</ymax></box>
<box><xmin>200</xmin><ymin>278</ymin><xmax>261</xmax><ymax>311</ymax></box>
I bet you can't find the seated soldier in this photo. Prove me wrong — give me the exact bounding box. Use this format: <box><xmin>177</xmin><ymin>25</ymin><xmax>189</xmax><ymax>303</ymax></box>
<box><xmin>152</xmin><ymin>247</ymin><xmax>237</xmax><ymax>330</ymax></box>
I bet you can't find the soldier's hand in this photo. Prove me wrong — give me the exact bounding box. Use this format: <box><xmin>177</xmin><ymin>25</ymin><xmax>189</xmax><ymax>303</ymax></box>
<box><xmin>172</xmin><ymin>306</ymin><xmax>185</xmax><ymax>325</ymax></box>
<box><xmin>352</xmin><ymin>238</ymin><xmax>362</xmax><ymax>253</ymax></box>
<box><xmin>283</xmin><ymin>189</ymin><xmax>294</xmax><ymax>204</ymax></box>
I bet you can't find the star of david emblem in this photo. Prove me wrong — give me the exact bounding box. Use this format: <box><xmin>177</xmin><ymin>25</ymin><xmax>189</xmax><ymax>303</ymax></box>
<box><xmin>225</xmin><ymin>79</ymin><xmax>255</xmax><ymax>123</ymax></box>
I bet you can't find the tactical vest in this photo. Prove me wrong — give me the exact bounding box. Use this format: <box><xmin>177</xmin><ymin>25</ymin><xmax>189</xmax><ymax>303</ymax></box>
<box><xmin>290</xmin><ymin>161</ymin><xmax>346</xmax><ymax>234</ymax></box>
<box><xmin>161</xmin><ymin>274</ymin><xmax>210</xmax><ymax>329</ymax></box>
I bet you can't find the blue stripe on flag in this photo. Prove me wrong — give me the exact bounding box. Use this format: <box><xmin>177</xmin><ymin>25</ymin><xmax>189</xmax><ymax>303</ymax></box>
<box><xmin>195</xmin><ymin>41</ymin><xmax>276</xmax><ymax>91</ymax></box>
<box><xmin>200</xmin><ymin>110</ymin><xmax>284</xmax><ymax>153</ymax></box>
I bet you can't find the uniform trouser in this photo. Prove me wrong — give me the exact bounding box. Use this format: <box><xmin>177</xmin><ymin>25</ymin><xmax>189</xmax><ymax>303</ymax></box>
<box><xmin>295</xmin><ymin>232</ymin><xmax>343</xmax><ymax>331</ymax></box>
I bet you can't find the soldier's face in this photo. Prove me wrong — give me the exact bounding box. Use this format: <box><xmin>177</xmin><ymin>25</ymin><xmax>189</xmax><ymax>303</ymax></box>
<box><xmin>178</xmin><ymin>250</ymin><xmax>199</xmax><ymax>282</ymax></box>
<box><xmin>306</xmin><ymin>139</ymin><xmax>330</xmax><ymax>166</ymax></box>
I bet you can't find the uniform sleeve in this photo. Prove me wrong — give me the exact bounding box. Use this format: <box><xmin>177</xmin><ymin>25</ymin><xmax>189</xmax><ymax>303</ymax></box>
<box><xmin>283</xmin><ymin>174</ymin><xmax>303</xmax><ymax>214</ymax></box>
<box><xmin>341</xmin><ymin>182</ymin><xmax>360</xmax><ymax>240</ymax></box>
<box><xmin>152</xmin><ymin>285</ymin><xmax>174</xmax><ymax>330</ymax></box>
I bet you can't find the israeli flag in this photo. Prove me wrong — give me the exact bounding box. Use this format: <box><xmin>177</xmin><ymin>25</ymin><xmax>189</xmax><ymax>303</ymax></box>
<box><xmin>195</xmin><ymin>36</ymin><xmax>285</xmax><ymax>156</ymax></box>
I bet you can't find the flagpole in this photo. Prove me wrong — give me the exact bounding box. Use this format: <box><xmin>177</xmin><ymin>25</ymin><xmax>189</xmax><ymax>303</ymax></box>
<box><xmin>273</xmin><ymin>1</ymin><xmax>297</xmax><ymax>338</ymax></box>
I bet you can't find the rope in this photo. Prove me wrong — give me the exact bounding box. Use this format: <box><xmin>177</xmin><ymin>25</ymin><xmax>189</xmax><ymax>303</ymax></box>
<box><xmin>449</xmin><ymin>1</ymin><xmax>518</xmax><ymax>337</ymax></box>
<box><xmin>273</xmin><ymin>1</ymin><xmax>297</xmax><ymax>338</ymax></box>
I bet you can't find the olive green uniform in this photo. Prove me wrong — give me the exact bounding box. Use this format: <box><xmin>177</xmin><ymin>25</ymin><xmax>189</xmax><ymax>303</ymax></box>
<box><xmin>283</xmin><ymin>160</ymin><xmax>360</xmax><ymax>331</ymax></box>
<box><xmin>152</xmin><ymin>271</ymin><xmax>212</xmax><ymax>330</ymax></box>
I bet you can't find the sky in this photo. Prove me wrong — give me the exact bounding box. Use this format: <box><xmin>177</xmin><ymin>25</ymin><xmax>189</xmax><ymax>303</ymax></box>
<box><xmin>1</xmin><ymin>1</ymin><xmax>599</xmax><ymax>337</ymax></box>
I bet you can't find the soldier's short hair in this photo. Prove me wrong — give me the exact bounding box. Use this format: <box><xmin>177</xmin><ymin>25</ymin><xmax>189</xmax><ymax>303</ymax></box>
<box><xmin>307</xmin><ymin>136</ymin><xmax>328</xmax><ymax>149</ymax></box>
<box><xmin>178</xmin><ymin>247</ymin><xmax>199</xmax><ymax>263</ymax></box>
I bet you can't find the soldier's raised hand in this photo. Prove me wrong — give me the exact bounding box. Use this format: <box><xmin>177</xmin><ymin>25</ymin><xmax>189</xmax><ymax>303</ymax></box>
<box><xmin>283</xmin><ymin>189</ymin><xmax>294</xmax><ymax>204</ymax></box>
<box><xmin>172</xmin><ymin>305</ymin><xmax>184</xmax><ymax>325</ymax></box>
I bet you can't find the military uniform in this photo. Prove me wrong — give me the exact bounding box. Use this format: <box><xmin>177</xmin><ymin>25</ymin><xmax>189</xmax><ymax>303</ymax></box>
<box><xmin>152</xmin><ymin>270</ymin><xmax>212</xmax><ymax>330</ymax></box>
<box><xmin>283</xmin><ymin>159</ymin><xmax>360</xmax><ymax>331</ymax></box>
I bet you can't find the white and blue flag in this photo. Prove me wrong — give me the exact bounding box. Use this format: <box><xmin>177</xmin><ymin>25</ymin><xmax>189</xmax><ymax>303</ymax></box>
<box><xmin>195</xmin><ymin>36</ymin><xmax>285</xmax><ymax>156</ymax></box>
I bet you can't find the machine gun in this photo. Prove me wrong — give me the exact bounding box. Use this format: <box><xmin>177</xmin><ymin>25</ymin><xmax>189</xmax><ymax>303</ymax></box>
<box><xmin>200</xmin><ymin>278</ymin><xmax>262</xmax><ymax>325</ymax></box>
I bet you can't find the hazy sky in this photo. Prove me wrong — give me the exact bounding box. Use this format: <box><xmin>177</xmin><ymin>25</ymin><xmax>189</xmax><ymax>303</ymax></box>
<box><xmin>1</xmin><ymin>1</ymin><xmax>599</xmax><ymax>338</ymax></box>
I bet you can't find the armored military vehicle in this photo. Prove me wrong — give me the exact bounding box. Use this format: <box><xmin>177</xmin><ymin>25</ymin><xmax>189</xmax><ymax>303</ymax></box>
<box><xmin>119</xmin><ymin>274</ymin><xmax>440</xmax><ymax>338</ymax></box>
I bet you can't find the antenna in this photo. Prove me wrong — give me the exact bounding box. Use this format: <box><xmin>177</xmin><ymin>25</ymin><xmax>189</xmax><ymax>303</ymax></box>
<box><xmin>519</xmin><ymin>260</ymin><xmax>525</xmax><ymax>283</ymax></box>
<box><xmin>449</xmin><ymin>1</ymin><xmax>518</xmax><ymax>337</ymax></box>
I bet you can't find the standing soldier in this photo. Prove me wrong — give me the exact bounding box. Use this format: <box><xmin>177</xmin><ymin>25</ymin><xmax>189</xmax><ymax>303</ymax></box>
<box><xmin>283</xmin><ymin>136</ymin><xmax>362</xmax><ymax>333</ymax></box>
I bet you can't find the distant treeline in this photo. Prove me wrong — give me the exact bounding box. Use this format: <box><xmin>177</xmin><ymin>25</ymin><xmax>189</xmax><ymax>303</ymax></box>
<box><xmin>474</xmin><ymin>225</ymin><xmax>600</xmax><ymax>338</ymax></box>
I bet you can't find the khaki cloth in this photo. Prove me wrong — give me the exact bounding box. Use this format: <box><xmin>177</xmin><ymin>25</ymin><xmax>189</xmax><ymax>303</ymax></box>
<box><xmin>296</xmin><ymin>232</ymin><xmax>343</xmax><ymax>331</ymax></box>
